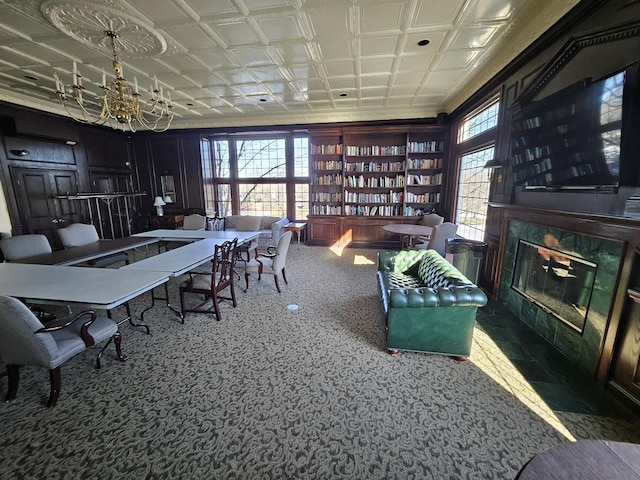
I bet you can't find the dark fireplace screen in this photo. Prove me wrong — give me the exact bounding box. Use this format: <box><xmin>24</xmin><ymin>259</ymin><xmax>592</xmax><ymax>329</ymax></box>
<box><xmin>511</xmin><ymin>239</ymin><xmax>597</xmax><ymax>333</ymax></box>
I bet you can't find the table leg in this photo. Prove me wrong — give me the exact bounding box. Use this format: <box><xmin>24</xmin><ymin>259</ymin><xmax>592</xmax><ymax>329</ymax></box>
<box><xmin>110</xmin><ymin>302</ymin><xmax>150</xmax><ymax>335</ymax></box>
<box><xmin>140</xmin><ymin>282</ymin><xmax>185</xmax><ymax>324</ymax></box>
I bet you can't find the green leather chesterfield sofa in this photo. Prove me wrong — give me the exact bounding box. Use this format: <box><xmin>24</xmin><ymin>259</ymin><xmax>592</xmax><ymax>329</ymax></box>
<box><xmin>377</xmin><ymin>249</ymin><xmax>487</xmax><ymax>359</ymax></box>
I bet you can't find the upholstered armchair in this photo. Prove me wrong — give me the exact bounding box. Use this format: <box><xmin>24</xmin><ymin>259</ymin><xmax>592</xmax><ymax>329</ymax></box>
<box><xmin>425</xmin><ymin>222</ymin><xmax>459</xmax><ymax>256</ymax></box>
<box><xmin>244</xmin><ymin>231</ymin><xmax>292</xmax><ymax>293</ymax></box>
<box><xmin>0</xmin><ymin>295</ymin><xmax>127</xmax><ymax>407</ymax></box>
<box><xmin>57</xmin><ymin>223</ymin><xmax>129</xmax><ymax>267</ymax></box>
<box><xmin>0</xmin><ymin>234</ymin><xmax>52</xmax><ymax>261</ymax></box>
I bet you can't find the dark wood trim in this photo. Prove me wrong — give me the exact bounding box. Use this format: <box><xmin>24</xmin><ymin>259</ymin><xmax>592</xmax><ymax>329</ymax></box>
<box><xmin>515</xmin><ymin>19</ymin><xmax>640</xmax><ymax>106</ymax></box>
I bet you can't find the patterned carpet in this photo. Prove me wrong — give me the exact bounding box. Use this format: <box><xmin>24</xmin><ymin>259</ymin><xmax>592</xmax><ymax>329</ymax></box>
<box><xmin>1</xmin><ymin>244</ymin><xmax>638</xmax><ymax>479</ymax></box>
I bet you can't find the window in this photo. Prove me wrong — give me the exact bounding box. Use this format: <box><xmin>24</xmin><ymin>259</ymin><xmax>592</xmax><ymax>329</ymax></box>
<box><xmin>238</xmin><ymin>183</ymin><xmax>287</xmax><ymax>216</ymax></box>
<box><xmin>237</xmin><ymin>139</ymin><xmax>286</xmax><ymax>178</ymax></box>
<box><xmin>294</xmin><ymin>137</ymin><xmax>309</xmax><ymax>177</ymax></box>
<box><xmin>454</xmin><ymin>96</ymin><xmax>501</xmax><ymax>242</ymax></box>
<box><xmin>202</xmin><ymin>132</ymin><xmax>309</xmax><ymax>221</ymax></box>
<box><xmin>457</xmin><ymin>99</ymin><xmax>499</xmax><ymax>143</ymax></box>
<box><xmin>455</xmin><ymin>147</ymin><xmax>494</xmax><ymax>241</ymax></box>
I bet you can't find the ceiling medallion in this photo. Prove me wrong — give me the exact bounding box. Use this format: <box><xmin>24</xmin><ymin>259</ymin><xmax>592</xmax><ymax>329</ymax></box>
<box><xmin>42</xmin><ymin>1</ymin><xmax>172</xmax><ymax>132</ymax></box>
<box><xmin>42</xmin><ymin>0</ymin><xmax>166</xmax><ymax>57</ymax></box>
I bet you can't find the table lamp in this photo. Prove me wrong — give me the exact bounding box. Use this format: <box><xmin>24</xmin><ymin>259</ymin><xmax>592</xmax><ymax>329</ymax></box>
<box><xmin>153</xmin><ymin>196</ymin><xmax>166</xmax><ymax>216</ymax></box>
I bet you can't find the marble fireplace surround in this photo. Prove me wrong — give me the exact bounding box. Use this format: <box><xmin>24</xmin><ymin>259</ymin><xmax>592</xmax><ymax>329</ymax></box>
<box><xmin>500</xmin><ymin>219</ymin><xmax>625</xmax><ymax>375</ymax></box>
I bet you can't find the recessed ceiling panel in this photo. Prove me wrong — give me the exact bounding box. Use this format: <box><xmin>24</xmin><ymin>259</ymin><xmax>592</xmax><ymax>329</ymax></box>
<box><xmin>257</xmin><ymin>15</ymin><xmax>306</xmax><ymax>42</ymax></box>
<box><xmin>413</xmin><ymin>0</ymin><xmax>461</xmax><ymax>27</ymax></box>
<box><xmin>233</xmin><ymin>48</ymin><xmax>274</xmax><ymax>67</ymax></box>
<box><xmin>211</xmin><ymin>21</ymin><xmax>261</xmax><ymax>46</ymax></box>
<box><xmin>361</xmin><ymin>36</ymin><xmax>397</xmax><ymax>57</ymax></box>
<box><xmin>163</xmin><ymin>26</ymin><xmax>218</xmax><ymax>50</ymax></box>
<box><xmin>361</xmin><ymin>58</ymin><xmax>393</xmax><ymax>75</ymax></box>
<box><xmin>448</xmin><ymin>26</ymin><xmax>498</xmax><ymax>49</ymax></box>
<box><xmin>467</xmin><ymin>0</ymin><xmax>516</xmax><ymax>22</ymax></box>
<box><xmin>125</xmin><ymin>0</ymin><xmax>186</xmax><ymax>22</ymax></box>
<box><xmin>184</xmin><ymin>0</ymin><xmax>240</xmax><ymax>16</ymax></box>
<box><xmin>359</xmin><ymin>3</ymin><xmax>405</xmax><ymax>33</ymax></box>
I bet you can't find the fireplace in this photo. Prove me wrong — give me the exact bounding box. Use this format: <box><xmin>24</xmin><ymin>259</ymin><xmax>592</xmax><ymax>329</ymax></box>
<box><xmin>511</xmin><ymin>239</ymin><xmax>596</xmax><ymax>333</ymax></box>
<box><xmin>499</xmin><ymin>219</ymin><xmax>624</xmax><ymax>374</ymax></box>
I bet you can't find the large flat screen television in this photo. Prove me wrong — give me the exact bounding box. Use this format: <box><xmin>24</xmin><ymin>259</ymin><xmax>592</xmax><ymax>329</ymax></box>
<box><xmin>511</xmin><ymin>70</ymin><xmax>625</xmax><ymax>190</ymax></box>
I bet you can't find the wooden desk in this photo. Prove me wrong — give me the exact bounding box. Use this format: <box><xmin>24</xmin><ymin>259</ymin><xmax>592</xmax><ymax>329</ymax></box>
<box><xmin>17</xmin><ymin>236</ymin><xmax>159</xmax><ymax>266</ymax></box>
<box><xmin>516</xmin><ymin>440</ymin><xmax>640</xmax><ymax>479</ymax></box>
<box><xmin>284</xmin><ymin>222</ymin><xmax>307</xmax><ymax>245</ymax></box>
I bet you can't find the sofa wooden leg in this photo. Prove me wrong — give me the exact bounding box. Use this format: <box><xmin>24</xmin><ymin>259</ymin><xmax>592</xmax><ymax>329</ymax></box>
<box><xmin>387</xmin><ymin>349</ymin><xmax>399</xmax><ymax>356</ymax></box>
<box><xmin>453</xmin><ymin>356</ymin><xmax>468</xmax><ymax>362</ymax></box>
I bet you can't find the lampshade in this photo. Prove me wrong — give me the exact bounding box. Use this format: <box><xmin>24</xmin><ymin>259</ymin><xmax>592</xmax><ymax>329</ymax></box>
<box><xmin>483</xmin><ymin>158</ymin><xmax>504</xmax><ymax>169</ymax></box>
<box><xmin>153</xmin><ymin>196</ymin><xmax>166</xmax><ymax>207</ymax></box>
<box><xmin>164</xmin><ymin>195</ymin><xmax>173</xmax><ymax>203</ymax></box>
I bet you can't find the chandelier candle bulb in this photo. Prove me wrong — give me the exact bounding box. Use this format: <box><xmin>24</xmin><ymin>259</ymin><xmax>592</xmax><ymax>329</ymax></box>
<box><xmin>101</xmin><ymin>70</ymin><xmax>106</xmax><ymax>86</ymax></box>
<box><xmin>134</xmin><ymin>76</ymin><xmax>138</xmax><ymax>94</ymax></box>
<box><xmin>72</xmin><ymin>61</ymin><xmax>78</xmax><ymax>85</ymax></box>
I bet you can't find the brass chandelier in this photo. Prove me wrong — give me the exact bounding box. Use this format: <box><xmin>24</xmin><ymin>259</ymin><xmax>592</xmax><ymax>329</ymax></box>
<box><xmin>54</xmin><ymin>31</ymin><xmax>173</xmax><ymax>132</ymax></box>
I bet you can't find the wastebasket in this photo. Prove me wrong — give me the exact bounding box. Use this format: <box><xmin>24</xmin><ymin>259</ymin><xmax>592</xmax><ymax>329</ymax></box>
<box><xmin>445</xmin><ymin>238</ymin><xmax>487</xmax><ymax>284</ymax></box>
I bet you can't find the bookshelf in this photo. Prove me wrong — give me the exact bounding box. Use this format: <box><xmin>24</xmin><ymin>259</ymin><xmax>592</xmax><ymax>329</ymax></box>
<box><xmin>405</xmin><ymin>133</ymin><xmax>445</xmax><ymax>215</ymax></box>
<box><xmin>310</xmin><ymin>130</ymin><xmax>343</xmax><ymax>216</ymax></box>
<box><xmin>307</xmin><ymin>125</ymin><xmax>447</xmax><ymax>247</ymax></box>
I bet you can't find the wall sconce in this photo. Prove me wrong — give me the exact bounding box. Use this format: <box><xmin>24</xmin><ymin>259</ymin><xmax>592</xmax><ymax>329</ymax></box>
<box><xmin>483</xmin><ymin>158</ymin><xmax>505</xmax><ymax>183</ymax></box>
<box><xmin>153</xmin><ymin>196</ymin><xmax>166</xmax><ymax>216</ymax></box>
<box><xmin>10</xmin><ymin>149</ymin><xmax>29</xmax><ymax>157</ymax></box>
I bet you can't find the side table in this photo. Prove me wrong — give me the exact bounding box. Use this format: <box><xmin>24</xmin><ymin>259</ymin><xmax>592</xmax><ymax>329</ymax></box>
<box><xmin>284</xmin><ymin>222</ymin><xmax>307</xmax><ymax>245</ymax></box>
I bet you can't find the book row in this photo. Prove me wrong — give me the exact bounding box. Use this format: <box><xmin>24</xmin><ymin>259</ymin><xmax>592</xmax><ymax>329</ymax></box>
<box><xmin>344</xmin><ymin>190</ymin><xmax>403</xmax><ymax>203</ymax></box>
<box><xmin>345</xmin><ymin>204</ymin><xmax>403</xmax><ymax>216</ymax></box>
<box><xmin>407</xmin><ymin>157</ymin><xmax>443</xmax><ymax>169</ymax></box>
<box><xmin>313</xmin><ymin>160</ymin><xmax>343</xmax><ymax>170</ymax></box>
<box><xmin>406</xmin><ymin>173</ymin><xmax>442</xmax><ymax>186</ymax></box>
<box><xmin>345</xmin><ymin>175</ymin><xmax>405</xmax><ymax>188</ymax></box>
<box><xmin>310</xmin><ymin>144</ymin><xmax>343</xmax><ymax>155</ymax></box>
<box><xmin>407</xmin><ymin>140</ymin><xmax>445</xmax><ymax>153</ymax></box>
<box><xmin>345</xmin><ymin>161</ymin><xmax>405</xmax><ymax>172</ymax></box>
<box><xmin>344</xmin><ymin>145</ymin><xmax>406</xmax><ymax>156</ymax></box>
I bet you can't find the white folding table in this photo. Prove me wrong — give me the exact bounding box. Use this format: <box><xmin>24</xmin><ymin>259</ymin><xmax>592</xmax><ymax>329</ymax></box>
<box><xmin>134</xmin><ymin>229</ymin><xmax>258</xmax><ymax>243</ymax></box>
<box><xmin>0</xmin><ymin>263</ymin><xmax>170</xmax><ymax>334</ymax></box>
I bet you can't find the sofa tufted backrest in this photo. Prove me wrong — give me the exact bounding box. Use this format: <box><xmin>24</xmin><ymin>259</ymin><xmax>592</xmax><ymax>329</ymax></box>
<box><xmin>417</xmin><ymin>250</ymin><xmax>472</xmax><ymax>288</ymax></box>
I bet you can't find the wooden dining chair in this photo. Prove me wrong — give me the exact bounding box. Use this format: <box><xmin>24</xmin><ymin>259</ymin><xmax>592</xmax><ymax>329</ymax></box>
<box><xmin>179</xmin><ymin>237</ymin><xmax>239</xmax><ymax>321</ymax></box>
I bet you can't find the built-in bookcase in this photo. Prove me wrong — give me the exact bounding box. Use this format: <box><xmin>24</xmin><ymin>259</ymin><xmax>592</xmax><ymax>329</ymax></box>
<box><xmin>308</xmin><ymin>126</ymin><xmax>446</xmax><ymax>218</ymax></box>
<box><xmin>404</xmin><ymin>133</ymin><xmax>445</xmax><ymax>215</ymax></box>
<box><xmin>310</xmin><ymin>130</ymin><xmax>343</xmax><ymax>216</ymax></box>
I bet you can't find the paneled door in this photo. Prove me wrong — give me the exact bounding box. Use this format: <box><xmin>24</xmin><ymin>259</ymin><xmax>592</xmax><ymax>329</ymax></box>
<box><xmin>10</xmin><ymin>167</ymin><xmax>82</xmax><ymax>249</ymax></box>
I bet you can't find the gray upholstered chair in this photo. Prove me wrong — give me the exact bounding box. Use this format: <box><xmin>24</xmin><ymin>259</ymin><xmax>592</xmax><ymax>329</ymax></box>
<box><xmin>179</xmin><ymin>238</ymin><xmax>238</xmax><ymax>321</ymax></box>
<box><xmin>0</xmin><ymin>295</ymin><xmax>126</xmax><ymax>407</ymax></box>
<box><xmin>0</xmin><ymin>234</ymin><xmax>52</xmax><ymax>261</ymax></box>
<box><xmin>182</xmin><ymin>214</ymin><xmax>206</xmax><ymax>231</ymax></box>
<box><xmin>57</xmin><ymin>223</ymin><xmax>129</xmax><ymax>267</ymax></box>
<box><xmin>410</xmin><ymin>213</ymin><xmax>446</xmax><ymax>249</ymax></box>
<box><xmin>244</xmin><ymin>231</ymin><xmax>292</xmax><ymax>293</ymax></box>
<box><xmin>425</xmin><ymin>222</ymin><xmax>459</xmax><ymax>256</ymax></box>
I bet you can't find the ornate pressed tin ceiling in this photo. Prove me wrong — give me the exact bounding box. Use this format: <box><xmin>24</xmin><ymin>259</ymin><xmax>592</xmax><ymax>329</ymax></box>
<box><xmin>0</xmin><ymin>0</ymin><xmax>582</xmax><ymax>130</ymax></box>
